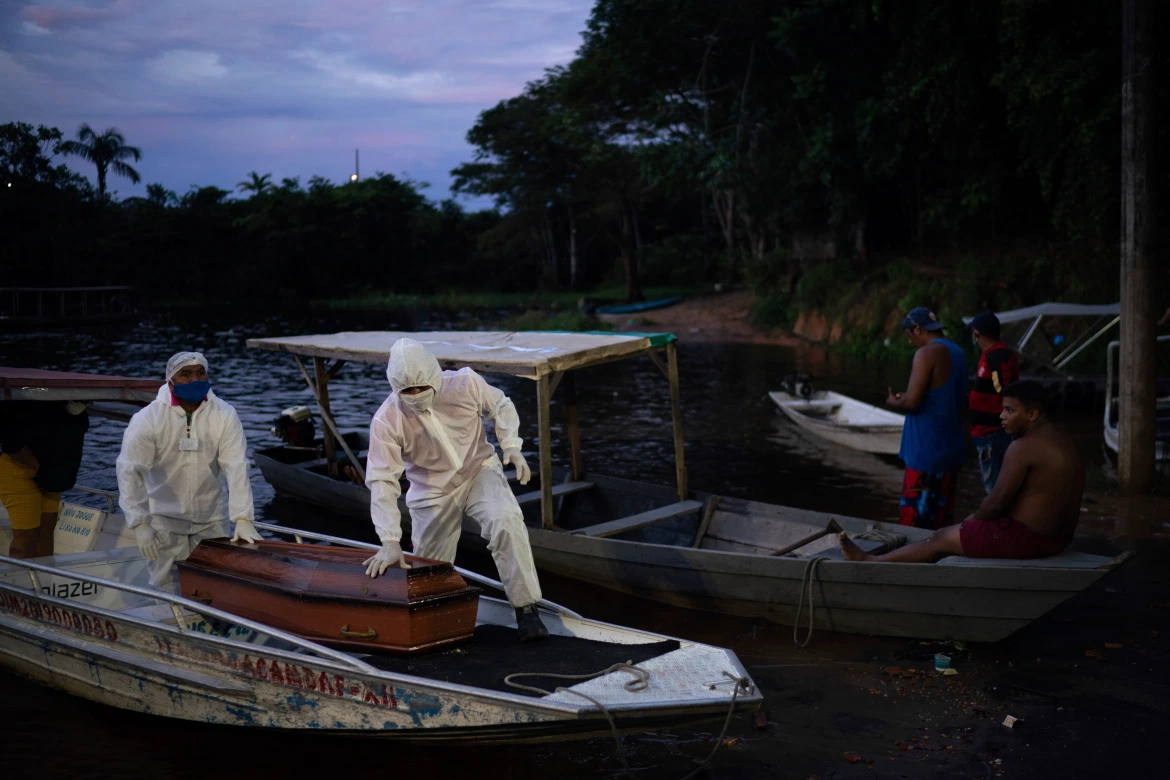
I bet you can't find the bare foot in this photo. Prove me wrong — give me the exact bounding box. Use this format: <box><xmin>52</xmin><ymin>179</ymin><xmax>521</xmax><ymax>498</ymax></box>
<box><xmin>838</xmin><ymin>532</ymin><xmax>873</xmax><ymax>562</ymax></box>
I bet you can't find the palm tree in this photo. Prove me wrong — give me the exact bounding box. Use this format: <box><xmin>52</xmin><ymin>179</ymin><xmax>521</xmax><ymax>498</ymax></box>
<box><xmin>60</xmin><ymin>123</ymin><xmax>142</xmax><ymax>199</ymax></box>
<box><xmin>145</xmin><ymin>182</ymin><xmax>177</xmax><ymax>207</ymax></box>
<box><xmin>237</xmin><ymin>171</ymin><xmax>273</xmax><ymax>196</ymax></box>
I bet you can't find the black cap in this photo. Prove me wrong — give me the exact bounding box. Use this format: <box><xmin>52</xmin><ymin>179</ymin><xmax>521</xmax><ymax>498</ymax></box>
<box><xmin>901</xmin><ymin>306</ymin><xmax>945</xmax><ymax>332</ymax></box>
<box><xmin>968</xmin><ymin>310</ymin><xmax>1001</xmax><ymax>339</ymax></box>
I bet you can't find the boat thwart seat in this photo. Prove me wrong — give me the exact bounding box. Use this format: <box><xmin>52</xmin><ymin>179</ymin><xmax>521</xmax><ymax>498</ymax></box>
<box><xmin>570</xmin><ymin>500</ymin><xmax>704</xmax><ymax>538</ymax></box>
<box><xmin>515</xmin><ymin>480</ymin><xmax>595</xmax><ymax>505</ymax></box>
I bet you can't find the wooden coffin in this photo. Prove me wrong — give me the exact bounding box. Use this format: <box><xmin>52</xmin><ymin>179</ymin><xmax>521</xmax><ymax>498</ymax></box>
<box><xmin>176</xmin><ymin>540</ymin><xmax>480</xmax><ymax>656</ymax></box>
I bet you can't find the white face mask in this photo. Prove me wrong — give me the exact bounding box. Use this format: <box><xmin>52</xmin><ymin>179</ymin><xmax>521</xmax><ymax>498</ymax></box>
<box><xmin>399</xmin><ymin>388</ymin><xmax>435</xmax><ymax>413</ymax></box>
<box><xmin>65</xmin><ymin>401</ymin><xmax>87</xmax><ymax>415</ymax></box>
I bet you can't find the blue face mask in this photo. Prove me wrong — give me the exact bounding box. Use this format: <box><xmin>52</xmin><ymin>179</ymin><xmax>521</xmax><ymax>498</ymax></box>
<box><xmin>173</xmin><ymin>380</ymin><xmax>210</xmax><ymax>403</ymax></box>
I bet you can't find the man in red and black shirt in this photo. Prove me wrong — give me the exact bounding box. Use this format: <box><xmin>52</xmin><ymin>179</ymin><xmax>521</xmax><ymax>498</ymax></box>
<box><xmin>968</xmin><ymin>311</ymin><xmax>1019</xmax><ymax>493</ymax></box>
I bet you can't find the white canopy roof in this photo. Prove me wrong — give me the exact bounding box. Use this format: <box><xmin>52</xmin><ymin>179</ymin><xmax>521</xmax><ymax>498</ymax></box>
<box><xmin>963</xmin><ymin>302</ymin><xmax>1120</xmax><ymax>325</ymax></box>
<box><xmin>246</xmin><ymin>330</ymin><xmax>676</xmax><ymax>379</ymax></box>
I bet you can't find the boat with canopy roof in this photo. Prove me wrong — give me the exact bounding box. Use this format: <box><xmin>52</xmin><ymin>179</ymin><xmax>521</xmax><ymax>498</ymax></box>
<box><xmin>245</xmin><ymin>330</ymin><xmax>1133</xmax><ymax>643</ymax></box>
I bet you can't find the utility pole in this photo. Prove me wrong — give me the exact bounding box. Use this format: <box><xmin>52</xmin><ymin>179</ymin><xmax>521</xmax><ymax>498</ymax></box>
<box><xmin>1119</xmin><ymin>0</ymin><xmax>1156</xmax><ymax>493</ymax></box>
<box><xmin>351</xmin><ymin>149</ymin><xmax>360</xmax><ymax>183</ymax></box>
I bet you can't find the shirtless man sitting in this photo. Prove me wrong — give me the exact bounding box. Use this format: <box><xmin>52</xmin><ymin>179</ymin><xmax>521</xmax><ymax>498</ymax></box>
<box><xmin>840</xmin><ymin>380</ymin><xmax>1083</xmax><ymax>563</ymax></box>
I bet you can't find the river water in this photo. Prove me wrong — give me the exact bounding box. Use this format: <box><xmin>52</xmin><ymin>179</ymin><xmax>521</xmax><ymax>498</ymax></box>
<box><xmin>0</xmin><ymin>309</ymin><xmax>1148</xmax><ymax>779</ymax></box>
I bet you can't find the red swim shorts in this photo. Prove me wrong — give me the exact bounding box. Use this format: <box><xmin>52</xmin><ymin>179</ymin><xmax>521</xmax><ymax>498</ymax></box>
<box><xmin>958</xmin><ymin>517</ymin><xmax>1071</xmax><ymax>559</ymax></box>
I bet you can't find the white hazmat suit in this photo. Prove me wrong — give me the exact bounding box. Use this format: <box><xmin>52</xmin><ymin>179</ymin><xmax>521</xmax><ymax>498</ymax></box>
<box><xmin>116</xmin><ymin>352</ymin><xmax>256</xmax><ymax>591</ymax></box>
<box><xmin>364</xmin><ymin>338</ymin><xmax>542</xmax><ymax>609</ymax></box>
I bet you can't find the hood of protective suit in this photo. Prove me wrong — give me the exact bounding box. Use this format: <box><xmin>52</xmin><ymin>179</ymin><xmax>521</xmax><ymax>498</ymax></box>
<box><xmin>387</xmin><ymin>338</ymin><xmax>442</xmax><ymax>396</ymax></box>
<box><xmin>166</xmin><ymin>351</ymin><xmax>209</xmax><ymax>382</ymax></box>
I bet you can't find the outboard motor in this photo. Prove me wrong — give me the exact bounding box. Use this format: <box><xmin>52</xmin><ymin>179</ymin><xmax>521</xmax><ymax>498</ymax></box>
<box><xmin>780</xmin><ymin>374</ymin><xmax>797</xmax><ymax>396</ymax></box>
<box><xmin>271</xmin><ymin>406</ymin><xmax>317</xmax><ymax>447</ymax></box>
<box><xmin>795</xmin><ymin>373</ymin><xmax>815</xmax><ymax>399</ymax></box>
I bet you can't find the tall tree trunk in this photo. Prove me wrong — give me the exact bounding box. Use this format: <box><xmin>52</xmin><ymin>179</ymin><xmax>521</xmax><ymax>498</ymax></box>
<box><xmin>632</xmin><ymin>206</ymin><xmax>643</xmax><ymax>275</ymax></box>
<box><xmin>620</xmin><ymin>206</ymin><xmax>642</xmax><ymax>303</ymax></box>
<box><xmin>568</xmin><ymin>202</ymin><xmax>579</xmax><ymax>289</ymax></box>
<box><xmin>97</xmin><ymin>166</ymin><xmax>107</xmax><ymax>199</ymax></box>
<box><xmin>712</xmin><ymin>189</ymin><xmax>736</xmax><ymax>273</ymax></box>
<box><xmin>543</xmin><ymin>210</ymin><xmax>559</xmax><ymax>281</ymax></box>
<box><xmin>1119</xmin><ymin>0</ymin><xmax>1156</xmax><ymax>493</ymax></box>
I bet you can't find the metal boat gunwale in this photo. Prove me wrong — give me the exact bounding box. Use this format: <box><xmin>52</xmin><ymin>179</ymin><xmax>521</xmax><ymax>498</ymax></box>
<box><xmin>0</xmin><ymin>549</ymin><xmax>758</xmax><ymax>718</ymax></box>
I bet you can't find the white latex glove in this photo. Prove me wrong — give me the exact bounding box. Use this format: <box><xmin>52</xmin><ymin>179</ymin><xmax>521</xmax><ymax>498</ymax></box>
<box><xmin>231</xmin><ymin>518</ymin><xmax>263</xmax><ymax>544</ymax></box>
<box><xmin>134</xmin><ymin>524</ymin><xmax>164</xmax><ymax>561</ymax></box>
<box><xmin>502</xmin><ymin>448</ymin><xmax>531</xmax><ymax>485</ymax></box>
<box><xmin>363</xmin><ymin>542</ymin><xmax>410</xmax><ymax>578</ymax></box>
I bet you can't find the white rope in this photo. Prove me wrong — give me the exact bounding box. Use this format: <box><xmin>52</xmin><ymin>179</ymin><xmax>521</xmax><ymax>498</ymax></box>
<box><xmin>793</xmin><ymin>556</ymin><xmax>826</xmax><ymax>646</ymax></box>
<box><xmin>853</xmin><ymin>527</ymin><xmax>906</xmax><ymax>547</ymax></box>
<box><xmin>505</xmin><ymin>664</ymin><xmax>750</xmax><ymax>779</ymax></box>
<box><xmin>506</xmin><ymin>662</ymin><xmax>647</xmax><ymax>775</ymax></box>
<box><xmin>674</xmin><ymin>672</ymin><xmax>751</xmax><ymax>780</ymax></box>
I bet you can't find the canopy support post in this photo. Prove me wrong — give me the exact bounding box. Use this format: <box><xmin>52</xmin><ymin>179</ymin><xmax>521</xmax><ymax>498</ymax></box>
<box><xmin>536</xmin><ymin>373</ymin><xmax>555</xmax><ymax>529</ymax></box>
<box><xmin>564</xmin><ymin>372</ymin><xmax>583</xmax><ymax>480</ymax></box>
<box><xmin>667</xmin><ymin>341</ymin><xmax>687</xmax><ymax>501</ymax></box>
<box><xmin>314</xmin><ymin>357</ymin><xmax>338</xmax><ymax>477</ymax></box>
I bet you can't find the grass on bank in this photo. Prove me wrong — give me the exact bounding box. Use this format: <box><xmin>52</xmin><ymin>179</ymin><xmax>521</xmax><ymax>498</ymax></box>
<box><xmin>310</xmin><ymin>285</ymin><xmax>709</xmax><ymax>313</ymax></box>
<box><xmin>748</xmin><ymin>250</ymin><xmax>1123</xmax><ymax>363</ymax></box>
<box><xmin>310</xmin><ymin>284</ymin><xmax>711</xmax><ymax>332</ymax></box>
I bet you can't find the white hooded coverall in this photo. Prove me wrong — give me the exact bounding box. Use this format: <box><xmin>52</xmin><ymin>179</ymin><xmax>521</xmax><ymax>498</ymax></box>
<box><xmin>366</xmin><ymin>338</ymin><xmax>542</xmax><ymax>608</ymax></box>
<box><xmin>116</xmin><ymin>384</ymin><xmax>254</xmax><ymax>591</ymax></box>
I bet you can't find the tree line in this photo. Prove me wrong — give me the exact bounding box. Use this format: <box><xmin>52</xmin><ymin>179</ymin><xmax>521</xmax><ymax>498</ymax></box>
<box><xmin>454</xmin><ymin>0</ymin><xmax>1169</xmax><ymax>303</ymax></box>
<box><xmin>3</xmin><ymin>0</ymin><xmax>1167</xmax><ymax>305</ymax></box>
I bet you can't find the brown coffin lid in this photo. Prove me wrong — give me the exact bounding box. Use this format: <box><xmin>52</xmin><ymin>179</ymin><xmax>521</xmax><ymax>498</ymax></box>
<box><xmin>177</xmin><ymin>539</ymin><xmax>479</xmax><ymax>607</ymax></box>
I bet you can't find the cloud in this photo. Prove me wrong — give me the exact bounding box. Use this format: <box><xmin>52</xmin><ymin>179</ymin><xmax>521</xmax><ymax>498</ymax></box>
<box><xmin>0</xmin><ymin>0</ymin><xmax>595</xmax><ymax>201</ymax></box>
<box><xmin>19</xmin><ymin>0</ymin><xmax>138</xmax><ymax>32</ymax></box>
<box><xmin>150</xmin><ymin>50</ymin><xmax>227</xmax><ymax>84</ymax></box>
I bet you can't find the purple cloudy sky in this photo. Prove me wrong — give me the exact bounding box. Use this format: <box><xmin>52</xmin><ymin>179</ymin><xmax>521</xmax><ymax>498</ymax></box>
<box><xmin>1</xmin><ymin>0</ymin><xmax>593</xmax><ymax>204</ymax></box>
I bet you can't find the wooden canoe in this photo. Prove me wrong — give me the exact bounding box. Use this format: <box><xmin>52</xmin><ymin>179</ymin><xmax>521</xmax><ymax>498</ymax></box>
<box><xmin>769</xmin><ymin>390</ymin><xmax>904</xmax><ymax>455</ymax></box>
<box><xmin>253</xmin><ymin>447</ymin><xmax>1133</xmax><ymax>642</ymax></box>
<box><xmin>176</xmin><ymin>539</ymin><xmax>480</xmax><ymax>656</ymax></box>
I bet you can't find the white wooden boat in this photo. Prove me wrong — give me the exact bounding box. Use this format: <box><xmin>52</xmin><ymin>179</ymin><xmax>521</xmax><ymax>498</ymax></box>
<box><xmin>768</xmin><ymin>390</ymin><xmax>904</xmax><ymax>455</ymax></box>
<box><xmin>1103</xmin><ymin>336</ymin><xmax>1170</xmax><ymax>462</ymax></box>
<box><xmin>245</xmin><ymin>331</ymin><xmax>1133</xmax><ymax>643</ymax></box>
<box><xmin>0</xmin><ymin>524</ymin><xmax>760</xmax><ymax>743</ymax></box>
<box><xmin>0</xmin><ymin>364</ymin><xmax>760</xmax><ymax>744</ymax></box>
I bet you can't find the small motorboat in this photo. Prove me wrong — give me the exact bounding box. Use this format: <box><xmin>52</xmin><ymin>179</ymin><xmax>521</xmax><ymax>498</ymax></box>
<box><xmin>0</xmin><ymin>522</ymin><xmax>761</xmax><ymax>743</ymax></box>
<box><xmin>769</xmin><ymin>377</ymin><xmax>904</xmax><ymax>455</ymax></box>
<box><xmin>594</xmin><ymin>296</ymin><xmax>683</xmax><ymax>315</ymax></box>
<box><xmin>1103</xmin><ymin>337</ymin><xmax>1170</xmax><ymax>462</ymax></box>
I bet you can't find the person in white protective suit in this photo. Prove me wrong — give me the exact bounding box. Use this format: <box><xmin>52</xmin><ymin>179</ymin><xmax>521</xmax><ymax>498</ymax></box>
<box><xmin>116</xmin><ymin>352</ymin><xmax>262</xmax><ymax>591</ymax></box>
<box><xmin>363</xmin><ymin>338</ymin><xmax>549</xmax><ymax>642</ymax></box>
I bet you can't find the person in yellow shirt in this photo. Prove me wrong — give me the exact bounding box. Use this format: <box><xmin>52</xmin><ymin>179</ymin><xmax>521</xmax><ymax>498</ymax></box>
<box><xmin>0</xmin><ymin>400</ymin><xmax>89</xmax><ymax>558</ymax></box>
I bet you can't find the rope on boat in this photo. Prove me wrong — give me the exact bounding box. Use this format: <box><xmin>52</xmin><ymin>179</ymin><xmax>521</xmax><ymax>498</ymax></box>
<box><xmin>854</xmin><ymin>526</ymin><xmax>907</xmax><ymax>547</ymax></box>
<box><xmin>674</xmin><ymin>672</ymin><xmax>751</xmax><ymax>780</ymax></box>
<box><xmin>504</xmin><ymin>664</ymin><xmax>752</xmax><ymax>780</ymax></box>
<box><xmin>794</xmin><ymin>556</ymin><xmax>827</xmax><ymax>647</ymax></box>
<box><xmin>505</xmin><ymin>662</ymin><xmax>649</xmax><ymax>776</ymax></box>
<box><xmin>790</xmin><ymin>527</ymin><xmax>905</xmax><ymax>647</ymax></box>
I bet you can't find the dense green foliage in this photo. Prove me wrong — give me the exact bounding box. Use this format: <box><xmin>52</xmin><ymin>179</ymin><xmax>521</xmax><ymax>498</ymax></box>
<box><xmin>455</xmin><ymin>0</ymin><xmax>1167</xmax><ymax>304</ymax></box>
<box><xmin>3</xmin><ymin>1</ymin><xmax>1166</xmax><ymax>308</ymax></box>
<box><xmin>1</xmin><ymin>123</ymin><xmax>531</xmax><ymax>301</ymax></box>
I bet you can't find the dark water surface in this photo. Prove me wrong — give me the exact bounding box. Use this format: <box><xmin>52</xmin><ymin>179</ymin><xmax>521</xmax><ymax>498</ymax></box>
<box><xmin>1</xmin><ymin>310</ymin><xmax>1156</xmax><ymax>779</ymax></box>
